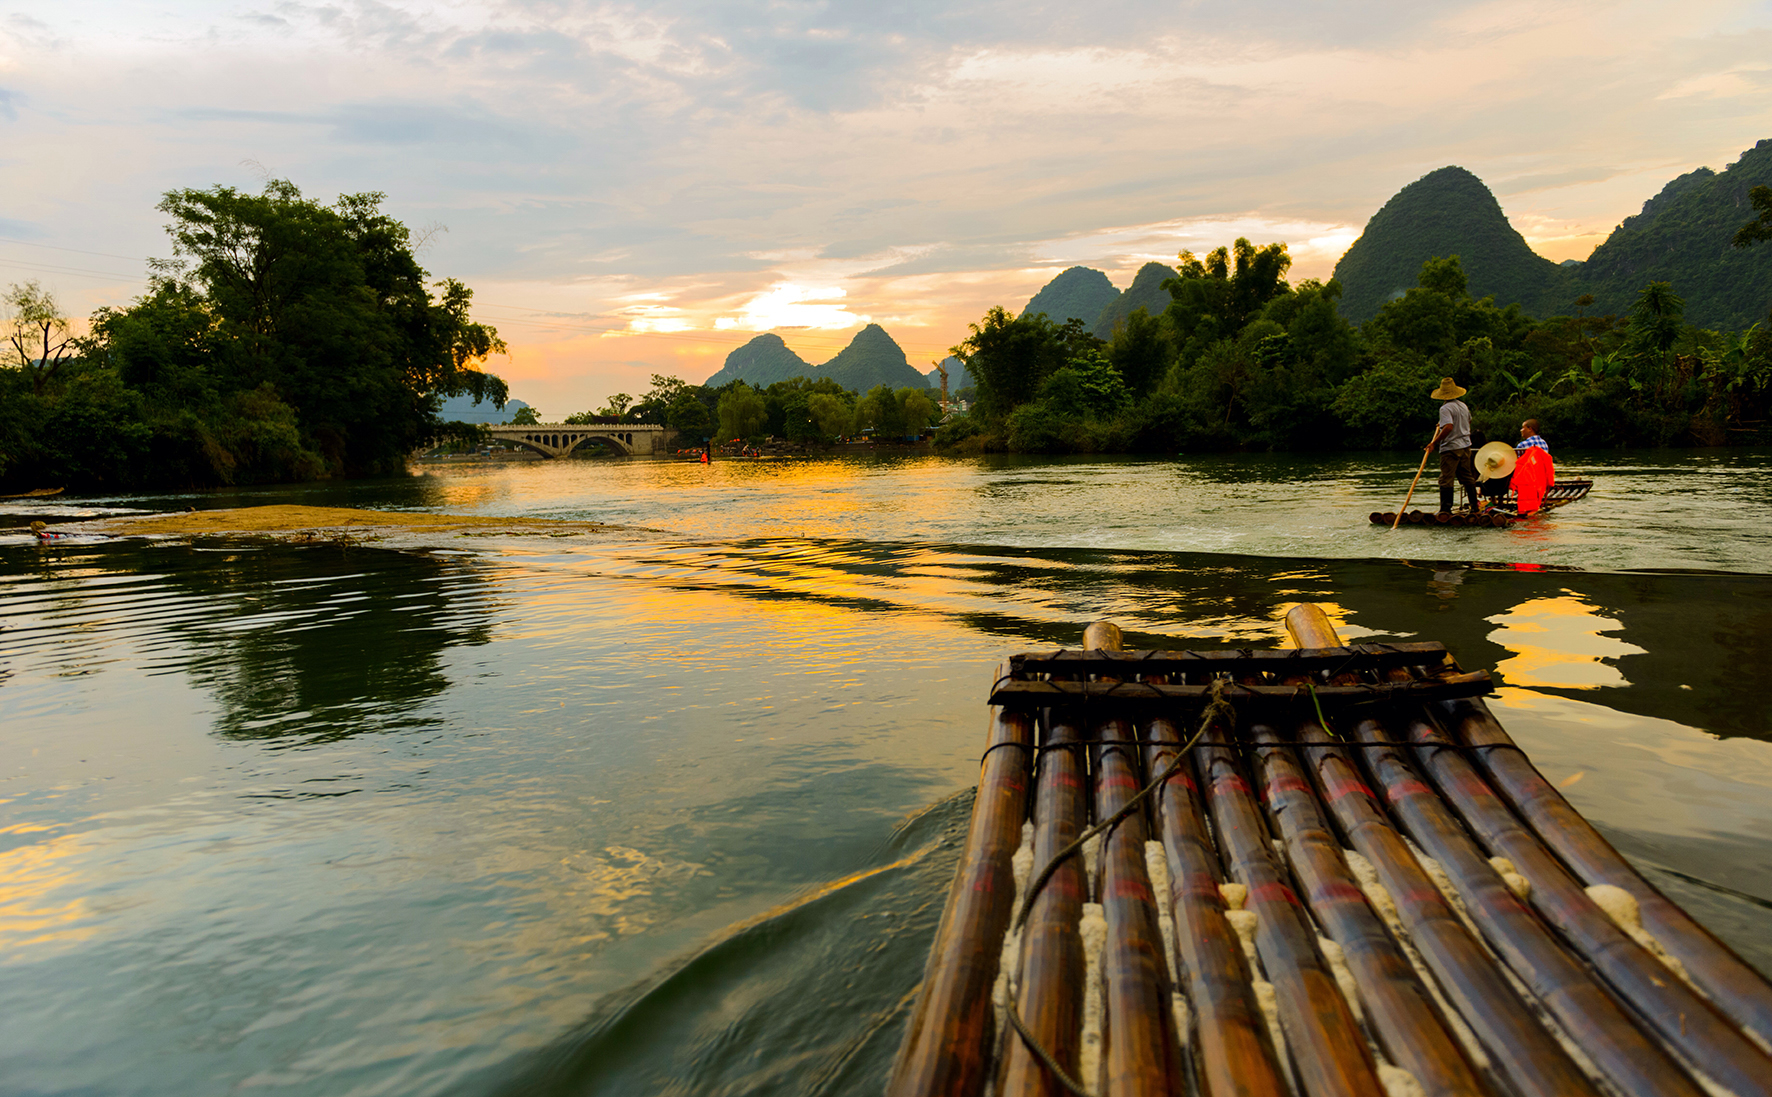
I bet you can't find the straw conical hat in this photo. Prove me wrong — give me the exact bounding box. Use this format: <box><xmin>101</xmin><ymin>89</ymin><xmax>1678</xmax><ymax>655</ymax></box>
<box><xmin>1474</xmin><ymin>441</ymin><xmax>1516</xmax><ymax>481</ymax></box>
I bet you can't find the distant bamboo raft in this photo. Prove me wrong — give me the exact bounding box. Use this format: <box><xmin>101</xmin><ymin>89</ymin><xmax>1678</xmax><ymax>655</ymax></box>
<box><xmin>887</xmin><ymin>604</ymin><xmax>1772</xmax><ymax>1097</ymax></box>
<box><xmin>1370</xmin><ymin>479</ymin><xmax>1594</xmax><ymax>527</ymax></box>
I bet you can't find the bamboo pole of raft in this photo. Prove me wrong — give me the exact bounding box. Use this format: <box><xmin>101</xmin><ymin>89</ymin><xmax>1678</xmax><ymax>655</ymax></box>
<box><xmin>1145</xmin><ymin>692</ymin><xmax>1289</xmax><ymax>1097</ymax></box>
<box><xmin>1244</xmin><ymin>729</ymin><xmax>1487</xmax><ymax>1095</ymax></box>
<box><xmin>1079</xmin><ymin>622</ymin><xmax>1185</xmax><ymax>1097</ymax></box>
<box><xmin>888</xmin><ymin>677</ymin><xmax>1034</xmax><ymax>1097</ymax></box>
<box><xmin>1436</xmin><ymin>696</ymin><xmax>1772</xmax><ymax>1052</ymax></box>
<box><xmin>1194</xmin><ymin>702</ymin><xmax>1383</xmax><ymax>1095</ymax></box>
<box><xmin>1396</xmin><ymin>706</ymin><xmax>1772</xmax><ymax>1096</ymax></box>
<box><xmin>996</xmin><ymin>683</ymin><xmax>1090</xmax><ymax>1096</ymax></box>
<box><xmin>1281</xmin><ymin>606</ymin><xmax>1604</xmax><ymax>1097</ymax></box>
<box><xmin>1348</xmin><ymin>713</ymin><xmax>1706</xmax><ymax>1097</ymax></box>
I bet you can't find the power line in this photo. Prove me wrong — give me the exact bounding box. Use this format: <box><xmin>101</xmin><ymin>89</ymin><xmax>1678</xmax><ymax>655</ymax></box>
<box><xmin>0</xmin><ymin>256</ymin><xmax>150</xmax><ymax>283</ymax></box>
<box><xmin>0</xmin><ymin>236</ymin><xmax>161</xmax><ymax>263</ymax></box>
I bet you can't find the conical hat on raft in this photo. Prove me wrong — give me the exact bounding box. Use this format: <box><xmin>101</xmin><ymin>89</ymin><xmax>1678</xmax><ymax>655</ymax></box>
<box><xmin>1474</xmin><ymin>441</ymin><xmax>1517</xmax><ymax>482</ymax></box>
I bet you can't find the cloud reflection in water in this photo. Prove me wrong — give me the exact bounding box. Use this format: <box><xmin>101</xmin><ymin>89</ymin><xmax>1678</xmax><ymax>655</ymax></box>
<box><xmin>1486</xmin><ymin>592</ymin><xmax>1646</xmax><ymax>689</ymax></box>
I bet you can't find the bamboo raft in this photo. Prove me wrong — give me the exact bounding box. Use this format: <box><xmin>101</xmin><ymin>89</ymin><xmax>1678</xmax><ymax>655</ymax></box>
<box><xmin>1371</xmin><ymin>480</ymin><xmax>1594</xmax><ymax>527</ymax></box>
<box><xmin>888</xmin><ymin>605</ymin><xmax>1772</xmax><ymax>1097</ymax></box>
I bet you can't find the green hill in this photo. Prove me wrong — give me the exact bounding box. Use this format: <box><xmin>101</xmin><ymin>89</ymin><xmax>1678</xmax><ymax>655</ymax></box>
<box><xmin>1022</xmin><ymin>266</ymin><xmax>1121</xmax><ymax>326</ymax></box>
<box><xmin>703</xmin><ymin>333</ymin><xmax>813</xmax><ymax>387</ymax></box>
<box><xmin>1093</xmin><ymin>261</ymin><xmax>1178</xmax><ymax>340</ymax></box>
<box><xmin>814</xmin><ymin>323</ymin><xmax>927</xmax><ymax>393</ymax></box>
<box><xmin>1575</xmin><ymin>139</ymin><xmax>1772</xmax><ymax>328</ymax></box>
<box><xmin>1332</xmin><ymin>166</ymin><xmax>1567</xmax><ymax>321</ymax></box>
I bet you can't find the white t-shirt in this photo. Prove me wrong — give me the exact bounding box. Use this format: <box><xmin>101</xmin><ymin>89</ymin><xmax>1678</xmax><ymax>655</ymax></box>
<box><xmin>1437</xmin><ymin>399</ymin><xmax>1471</xmax><ymax>451</ymax></box>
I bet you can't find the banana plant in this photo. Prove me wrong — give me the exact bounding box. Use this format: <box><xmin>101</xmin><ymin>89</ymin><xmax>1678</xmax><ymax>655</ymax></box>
<box><xmin>1497</xmin><ymin>365</ymin><xmax>1544</xmax><ymax>399</ymax></box>
<box><xmin>1701</xmin><ymin>324</ymin><xmax>1763</xmax><ymax>392</ymax></box>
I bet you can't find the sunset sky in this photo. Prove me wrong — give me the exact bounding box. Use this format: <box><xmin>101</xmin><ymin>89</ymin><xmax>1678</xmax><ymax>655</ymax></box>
<box><xmin>3</xmin><ymin>0</ymin><xmax>1770</xmax><ymax>417</ymax></box>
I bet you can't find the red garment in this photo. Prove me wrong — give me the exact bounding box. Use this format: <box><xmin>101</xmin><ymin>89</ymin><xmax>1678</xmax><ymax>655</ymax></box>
<box><xmin>1513</xmin><ymin>446</ymin><xmax>1555</xmax><ymax>512</ymax></box>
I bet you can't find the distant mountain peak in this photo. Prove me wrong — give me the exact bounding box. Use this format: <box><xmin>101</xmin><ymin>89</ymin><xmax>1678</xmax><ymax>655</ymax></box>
<box><xmin>816</xmin><ymin>323</ymin><xmax>926</xmax><ymax>394</ymax></box>
<box><xmin>702</xmin><ymin>332</ymin><xmax>813</xmax><ymax>387</ymax></box>
<box><xmin>1577</xmin><ymin>138</ymin><xmax>1772</xmax><ymax>328</ymax></box>
<box><xmin>1331</xmin><ymin>165</ymin><xmax>1564</xmax><ymax>320</ymax></box>
<box><xmin>1093</xmin><ymin>261</ymin><xmax>1178</xmax><ymax>340</ymax></box>
<box><xmin>1023</xmin><ymin>267</ymin><xmax>1121</xmax><ymax>328</ymax></box>
<box><xmin>1331</xmin><ymin>142</ymin><xmax>1772</xmax><ymax>328</ymax></box>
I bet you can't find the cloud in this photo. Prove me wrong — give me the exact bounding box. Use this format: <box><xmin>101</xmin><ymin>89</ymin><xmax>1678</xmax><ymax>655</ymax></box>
<box><xmin>714</xmin><ymin>282</ymin><xmax>869</xmax><ymax>331</ymax></box>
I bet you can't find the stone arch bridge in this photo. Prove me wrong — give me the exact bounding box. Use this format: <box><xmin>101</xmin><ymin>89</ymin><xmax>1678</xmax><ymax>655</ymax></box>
<box><xmin>487</xmin><ymin>423</ymin><xmax>678</xmax><ymax>458</ymax></box>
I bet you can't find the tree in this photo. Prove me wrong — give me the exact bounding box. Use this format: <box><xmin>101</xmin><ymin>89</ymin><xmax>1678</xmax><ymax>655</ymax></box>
<box><xmin>124</xmin><ymin>179</ymin><xmax>509</xmax><ymax>474</ymax></box>
<box><xmin>853</xmin><ymin>384</ymin><xmax>907</xmax><ymax>436</ymax></box>
<box><xmin>1106</xmin><ymin>308</ymin><xmax>1173</xmax><ymax>398</ymax></box>
<box><xmin>510</xmin><ymin>405</ymin><xmax>540</xmax><ymax>424</ymax></box>
<box><xmin>1733</xmin><ymin>185</ymin><xmax>1772</xmax><ymax>249</ymax></box>
<box><xmin>1163</xmin><ymin>238</ymin><xmax>1293</xmax><ymax>349</ymax></box>
<box><xmin>898</xmin><ymin>386</ymin><xmax>937</xmax><ymax>434</ymax></box>
<box><xmin>665</xmin><ymin>390</ymin><xmax>714</xmax><ymax>438</ymax></box>
<box><xmin>4</xmin><ymin>281</ymin><xmax>76</xmax><ymax>396</ymax></box>
<box><xmin>630</xmin><ymin>374</ymin><xmax>688</xmax><ymax>423</ymax></box>
<box><xmin>1626</xmin><ymin>282</ymin><xmax>1685</xmax><ymax>357</ymax></box>
<box><xmin>954</xmin><ymin>307</ymin><xmax>1102</xmax><ymax>419</ymax></box>
<box><xmin>598</xmin><ymin>393</ymin><xmax>633</xmax><ymax>417</ymax></box>
<box><xmin>717</xmin><ymin>384</ymin><xmax>767</xmax><ymax>439</ymax></box>
<box><xmin>807</xmin><ymin>392</ymin><xmax>852</xmax><ymax>438</ymax></box>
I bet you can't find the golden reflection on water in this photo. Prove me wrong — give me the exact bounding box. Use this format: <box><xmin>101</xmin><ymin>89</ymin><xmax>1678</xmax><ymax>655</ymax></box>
<box><xmin>1487</xmin><ymin>592</ymin><xmax>1646</xmax><ymax>689</ymax></box>
<box><xmin>431</xmin><ymin>479</ymin><xmax>510</xmax><ymax>511</ymax></box>
<box><xmin>0</xmin><ymin>827</ymin><xmax>95</xmax><ymax>953</ymax></box>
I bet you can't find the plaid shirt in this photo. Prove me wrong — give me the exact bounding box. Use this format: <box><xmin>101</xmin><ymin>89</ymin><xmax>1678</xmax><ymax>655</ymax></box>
<box><xmin>1515</xmin><ymin>435</ymin><xmax>1550</xmax><ymax>453</ymax></box>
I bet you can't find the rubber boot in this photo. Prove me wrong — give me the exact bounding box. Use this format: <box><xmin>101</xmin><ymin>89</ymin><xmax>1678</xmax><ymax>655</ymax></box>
<box><xmin>1438</xmin><ymin>487</ymin><xmax>1454</xmax><ymax>514</ymax></box>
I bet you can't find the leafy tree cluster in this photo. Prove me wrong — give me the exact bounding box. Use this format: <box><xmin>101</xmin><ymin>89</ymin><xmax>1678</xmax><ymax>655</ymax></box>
<box><xmin>0</xmin><ymin>180</ymin><xmax>508</xmax><ymax>490</ymax></box>
<box><xmin>575</xmin><ymin>371</ymin><xmax>939</xmax><ymax>447</ymax></box>
<box><xmin>939</xmin><ymin>237</ymin><xmax>1772</xmax><ymax>456</ymax></box>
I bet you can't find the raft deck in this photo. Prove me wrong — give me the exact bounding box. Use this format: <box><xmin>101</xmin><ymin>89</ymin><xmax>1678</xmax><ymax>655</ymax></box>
<box><xmin>1372</xmin><ymin>479</ymin><xmax>1594</xmax><ymax>527</ymax></box>
<box><xmin>888</xmin><ymin>605</ymin><xmax>1772</xmax><ymax>1097</ymax></box>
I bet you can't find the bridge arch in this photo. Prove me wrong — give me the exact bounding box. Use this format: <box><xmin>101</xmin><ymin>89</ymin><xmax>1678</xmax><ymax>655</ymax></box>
<box><xmin>503</xmin><ymin>430</ymin><xmax>633</xmax><ymax>458</ymax></box>
<box><xmin>484</xmin><ymin>422</ymin><xmax>673</xmax><ymax>458</ymax></box>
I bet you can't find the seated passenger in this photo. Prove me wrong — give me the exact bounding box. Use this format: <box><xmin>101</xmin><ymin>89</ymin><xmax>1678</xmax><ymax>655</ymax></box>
<box><xmin>1512</xmin><ymin>419</ymin><xmax>1555</xmax><ymax>513</ymax></box>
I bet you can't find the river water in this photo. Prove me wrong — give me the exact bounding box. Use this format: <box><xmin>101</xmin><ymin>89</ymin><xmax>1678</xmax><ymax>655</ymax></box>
<box><xmin>3</xmin><ymin>449</ymin><xmax>1772</xmax><ymax>1096</ymax></box>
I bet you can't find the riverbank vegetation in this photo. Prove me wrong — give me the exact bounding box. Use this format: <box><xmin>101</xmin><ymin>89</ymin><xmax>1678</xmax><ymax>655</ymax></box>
<box><xmin>936</xmin><ymin>237</ymin><xmax>1772</xmax><ymax>456</ymax></box>
<box><xmin>0</xmin><ymin>181</ymin><xmax>508</xmax><ymax>492</ymax></box>
<box><xmin>559</xmin><ymin>372</ymin><xmax>940</xmax><ymax>448</ymax></box>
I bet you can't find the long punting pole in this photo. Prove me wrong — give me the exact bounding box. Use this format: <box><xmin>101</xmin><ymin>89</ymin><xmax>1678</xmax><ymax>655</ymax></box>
<box><xmin>996</xmin><ymin>684</ymin><xmax>1090</xmax><ymax>1095</ymax></box>
<box><xmin>1398</xmin><ymin>707</ymin><xmax>1772</xmax><ymax>1095</ymax></box>
<box><xmin>1195</xmin><ymin>693</ymin><xmax>1382</xmax><ymax>1094</ymax></box>
<box><xmin>1145</xmin><ymin>688</ymin><xmax>1289</xmax><ymax>1097</ymax></box>
<box><xmin>1438</xmin><ymin>695</ymin><xmax>1772</xmax><ymax>1052</ymax></box>
<box><xmin>888</xmin><ymin>677</ymin><xmax>1034</xmax><ymax>1097</ymax></box>
<box><xmin>1282</xmin><ymin>606</ymin><xmax>1603</xmax><ymax>1097</ymax></box>
<box><xmin>1080</xmin><ymin>621</ymin><xmax>1186</xmax><ymax>1097</ymax></box>
<box><xmin>1391</xmin><ymin>442</ymin><xmax>1434</xmax><ymax>531</ymax></box>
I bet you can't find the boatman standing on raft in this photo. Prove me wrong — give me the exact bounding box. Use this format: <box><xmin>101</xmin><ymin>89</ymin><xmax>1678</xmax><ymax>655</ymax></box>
<box><xmin>1427</xmin><ymin>376</ymin><xmax>1479</xmax><ymax>514</ymax></box>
